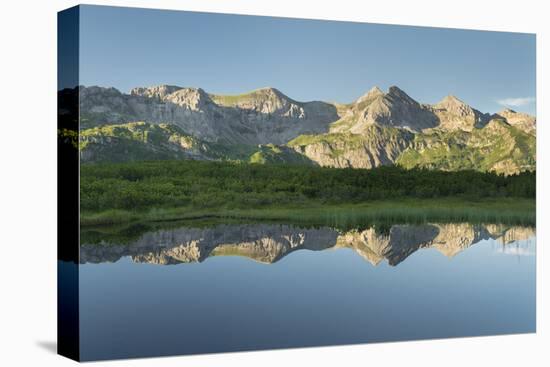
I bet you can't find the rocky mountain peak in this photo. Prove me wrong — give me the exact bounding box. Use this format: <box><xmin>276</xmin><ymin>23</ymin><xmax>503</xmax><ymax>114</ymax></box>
<box><xmin>255</xmin><ymin>86</ymin><xmax>284</xmax><ymax>96</ymax></box>
<box><xmin>387</xmin><ymin>86</ymin><xmax>417</xmax><ymax>104</ymax></box>
<box><xmin>493</xmin><ymin>108</ymin><xmax>536</xmax><ymax>134</ymax></box>
<box><xmin>164</xmin><ymin>87</ymin><xmax>212</xmax><ymax>110</ymax></box>
<box><xmin>130</xmin><ymin>85</ymin><xmax>183</xmax><ymax>99</ymax></box>
<box><xmin>80</xmin><ymin>85</ymin><xmax>123</xmax><ymax>98</ymax></box>
<box><xmin>368</xmin><ymin>86</ymin><xmax>384</xmax><ymax>95</ymax></box>
<box><xmin>247</xmin><ymin>87</ymin><xmax>296</xmax><ymax>104</ymax></box>
<box><xmin>208</xmin><ymin>87</ymin><xmax>304</xmax><ymax>119</ymax></box>
<box><xmin>345</xmin><ymin>85</ymin><xmax>439</xmax><ymax>132</ymax></box>
<box><xmin>356</xmin><ymin>86</ymin><xmax>384</xmax><ymax>104</ymax></box>
<box><xmin>437</xmin><ymin>95</ymin><xmax>467</xmax><ymax>108</ymax></box>
<box><xmin>430</xmin><ymin>94</ymin><xmax>489</xmax><ymax>131</ymax></box>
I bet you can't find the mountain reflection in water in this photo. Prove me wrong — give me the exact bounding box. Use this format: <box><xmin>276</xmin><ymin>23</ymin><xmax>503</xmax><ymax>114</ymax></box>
<box><xmin>80</xmin><ymin>223</ymin><xmax>535</xmax><ymax>266</ymax></box>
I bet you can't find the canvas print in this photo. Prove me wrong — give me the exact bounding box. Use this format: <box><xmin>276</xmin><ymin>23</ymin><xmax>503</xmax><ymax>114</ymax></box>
<box><xmin>58</xmin><ymin>5</ymin><xmax>536</xmax><ymax>361</ymax></box>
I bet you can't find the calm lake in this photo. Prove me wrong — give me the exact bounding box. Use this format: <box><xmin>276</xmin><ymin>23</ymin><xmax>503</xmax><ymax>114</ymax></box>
<box><xmin>76</xmin><ymin>221</ymin><xmax>536</xmax><ymax>361</ymax></box>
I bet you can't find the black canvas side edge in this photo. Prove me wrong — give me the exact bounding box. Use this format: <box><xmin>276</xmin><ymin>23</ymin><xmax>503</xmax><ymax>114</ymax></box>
<box><xmin>57</xmin><ymin>5</ymin><xmax>80</xmax><ymax>362</ymax></box>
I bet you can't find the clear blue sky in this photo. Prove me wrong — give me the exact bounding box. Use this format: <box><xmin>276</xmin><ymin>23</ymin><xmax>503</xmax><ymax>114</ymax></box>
<box><xmin>79</xmin><ymin>5</ymin><xmax>536</xmax><ymax>115</ymax></box>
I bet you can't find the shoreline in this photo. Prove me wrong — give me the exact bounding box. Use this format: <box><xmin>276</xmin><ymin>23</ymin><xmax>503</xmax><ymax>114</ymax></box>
<box><xmin>80</xmin><ymin>197</ymin><xmax>536</xmax><ymax>228</ymax></box>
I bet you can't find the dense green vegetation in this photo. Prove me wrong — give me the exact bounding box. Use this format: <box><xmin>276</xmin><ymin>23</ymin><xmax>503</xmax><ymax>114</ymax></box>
<box><xmin>80</xmin><ymin>160</ymin><xmax>535</xmax><ymax>226</ymax></box>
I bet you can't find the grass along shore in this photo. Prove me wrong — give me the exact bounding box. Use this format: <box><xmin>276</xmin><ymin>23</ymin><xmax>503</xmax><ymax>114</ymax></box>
<box><xmin>80</xmin><ymin>197</ymin><xmax>535</xmax><ymax>227</ymax></box>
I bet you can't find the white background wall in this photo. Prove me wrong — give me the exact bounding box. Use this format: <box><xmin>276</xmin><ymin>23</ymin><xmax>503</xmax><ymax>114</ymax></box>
<box><xmin>0</xmin><ymin>0</ymin><xmax>547</xmax><ymax>366</ymax></box>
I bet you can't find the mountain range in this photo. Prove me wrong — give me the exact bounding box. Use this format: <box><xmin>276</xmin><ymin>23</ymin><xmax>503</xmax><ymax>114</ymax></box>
<box><xmin>73</xmin><ymin>84</ymin><xmax>536</xmax><ymax>174</ymax></box>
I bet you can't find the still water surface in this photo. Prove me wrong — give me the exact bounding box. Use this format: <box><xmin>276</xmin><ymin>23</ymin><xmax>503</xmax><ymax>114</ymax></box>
<box><xmin>77</xmin><ymin>222</ymin><xmax>536</xmax><ymax>361</ymax></box>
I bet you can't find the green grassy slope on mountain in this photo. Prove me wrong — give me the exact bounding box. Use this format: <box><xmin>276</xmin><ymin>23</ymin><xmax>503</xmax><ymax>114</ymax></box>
<box><xmin>79</xmin><ymin>122</ymin><xmax>210</xmax><ymax>163</ymax></box>
<box><xmin>397</xmin><ymin>120</ymin><xmax>536</xmax><ymax>174</ymax></box>
<box><xmin>79</xmin><ymin>122</ymin><xmax>262</xmax><ymax>163</ymax></box>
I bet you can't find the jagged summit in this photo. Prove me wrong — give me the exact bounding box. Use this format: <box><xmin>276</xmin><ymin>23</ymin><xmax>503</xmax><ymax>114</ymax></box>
<box><xmin>387</xmin><ymin>85</ymin><xmax>410</xmax><ymax>98</ymax></box>
<box><xmin>130</xmin><ymin>84</ymin><xmax>183</xmax><ymax>99</ymax></box>
<box><xmin>254</xmin><ymin>86</ymin><xmax>284</xmax><ymax>94</ymax></box>
<box><xmin>249</xmin><ymin>86</ymin><xmax>298</xmax><ymax>103</ymax></box>
<box><xmin>129</xmin><ymin>85</ymin><xmax>215</xmax><ymax>111</ymax></box>
<box><xmin>494</xmin><ymin>108</ymin><xmax>536</xmax><ymax>134</ymax></box>
<box><xmin>436</xmin><ymin>94</ymin><xmax>467</xmax><ymax>107</ymax></box>
<box><xmin>499</xmin><ymin>107</ymin><xmax>516</xmax><ymax>114</ymax></box>
<box><xmin>368</xmin><ymin>86</ymin><xmax>384</xmax><ymax>95</ymax></box>
<box><xmin>355</xmin><ymin>85</ymin><xmax>416</xmax><ymax>107</ymax></box>
<box><xmin>356</xmin><ymin>86</ymin><xmax>384</xmax><ymax>104</ymax></box>
<box><xmin>209</xmin><ymin>86</ymin><xmax>297</xmax><ymax>106</ymax></box>
<box><xmin>344</xmin><ymin>85</ymin><xmax>438</xmax><ymax>132</ymax></box>
<box><xmin>208</xmin><ymin>86</ymin><xmax>307</xmax><ymax>120</ymax></box>
<box><xmin>164</xmin><ymin>87</ymin><xmax>213</xmax><ymax>110</ymax></box>
<box><xmin>431</xmin><ymin>94</ymin><xmax>489</xmax><ymax>131</ymax></box>
<box><xmin>385</xmin><ymin>86</ymin><xmax>420</xmax><ymax>107</ymax></box>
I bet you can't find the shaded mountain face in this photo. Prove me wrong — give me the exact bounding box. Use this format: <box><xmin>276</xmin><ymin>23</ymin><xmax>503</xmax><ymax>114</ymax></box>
<box><xmin>80</xmin><ymin>223</ymin><xmax>535</xmax><ymax>266</ymax></box>
<box><xmin>76</xmin><ymin>84</ymin><xmax>536</xmax><ymax>174</ymax></box>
